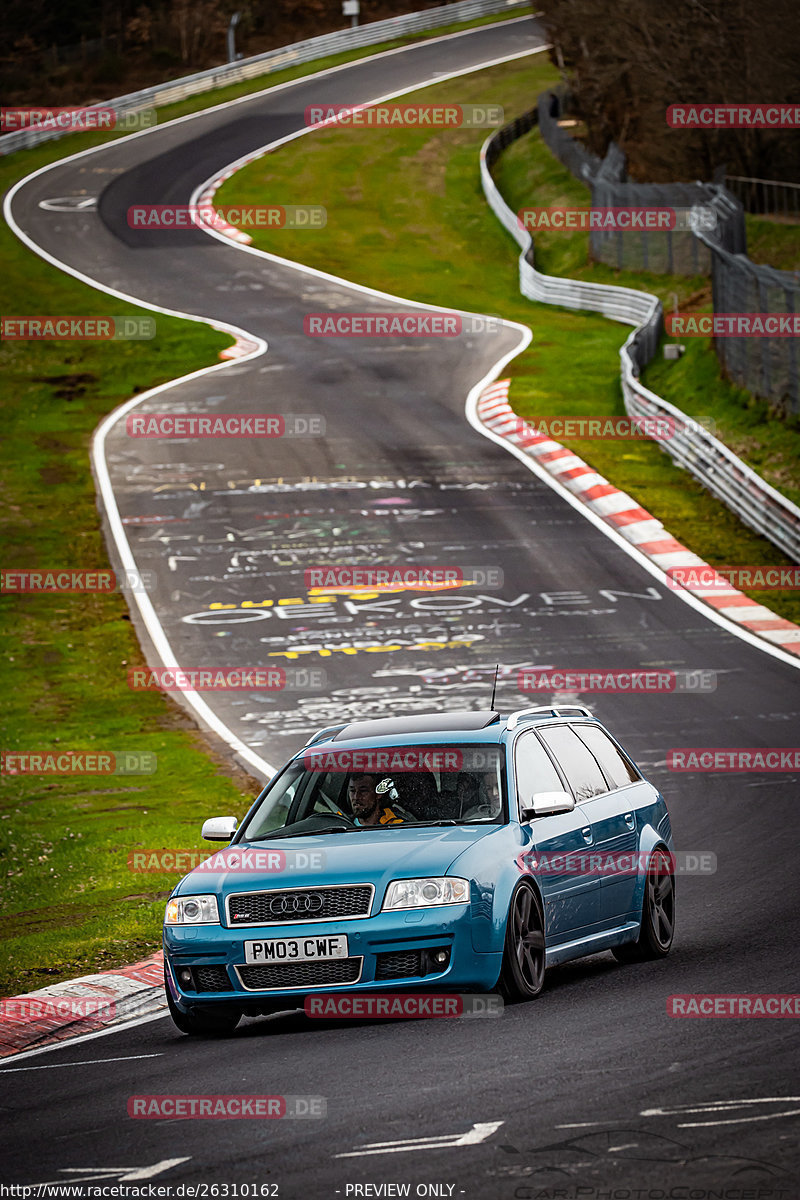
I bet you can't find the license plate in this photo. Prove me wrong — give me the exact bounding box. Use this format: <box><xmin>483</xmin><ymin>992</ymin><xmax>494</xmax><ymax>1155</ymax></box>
<box><xmin>244</xmin><ymin>934</ymin><xmax>349</xmax><ymax>964</ymax></box>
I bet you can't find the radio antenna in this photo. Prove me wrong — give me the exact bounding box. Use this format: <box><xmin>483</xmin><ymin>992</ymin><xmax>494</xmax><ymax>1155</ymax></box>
<box><xmin>489</xmin><ymin>664</ymin><xmax>500</xmax><ymax>711</ymax></box>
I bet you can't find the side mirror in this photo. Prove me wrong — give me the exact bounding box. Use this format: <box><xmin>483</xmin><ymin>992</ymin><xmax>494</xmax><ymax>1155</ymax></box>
<box><xmin>521</xmin><ymin>790</ymin><xmax>575</xmax><ymax>820</ymax></box>
<box><xmin>201</xmin><ymin>816</ymin><xmax>238</xmax><ymax>842</ymax></box>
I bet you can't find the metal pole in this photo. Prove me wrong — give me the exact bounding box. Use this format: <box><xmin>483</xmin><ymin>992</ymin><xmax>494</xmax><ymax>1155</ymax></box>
<box><xmin>227</xmin><ymin>12</ymin><xmax>241</xmax><ymax>64</ymax></box>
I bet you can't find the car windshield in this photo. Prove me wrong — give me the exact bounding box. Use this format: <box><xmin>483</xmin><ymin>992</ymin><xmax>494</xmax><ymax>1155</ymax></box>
<box><xmin>240</xmin><ymin>743</ymin><xmax>505</xmax><ymax>840</ymax></box>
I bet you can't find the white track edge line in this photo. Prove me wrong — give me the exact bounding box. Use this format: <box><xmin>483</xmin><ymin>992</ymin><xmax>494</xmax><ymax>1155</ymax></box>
<box><xmin>1</xmin><ymin>15</ymin><xmax>536</xmax><ymax>172</ymax></box>
<box><xmin>183</xmin><ymin>58</ymin><xmax>800</xmax><ymax>671</ymax></box>
<box><xmin>9</xmin><ymin>20</ymin><xmax>796</xmax><ymax>820</ymax></box>
<box><xmin>466</xmin><ymin>391</ymin><xmax>800</xmax><ymax>669</ymax></box>
<box><xmin>0</xmin><ymin>1009</ymin><xmax>170</xmax><ymax>1065</ymax></box>
<box><xmin>3</xmin><ymin>25</ymin><xmax>543</xmax><ymax>783</ymax></box>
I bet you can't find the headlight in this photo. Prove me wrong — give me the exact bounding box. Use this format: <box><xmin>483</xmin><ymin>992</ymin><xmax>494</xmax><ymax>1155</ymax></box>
<box><xmin>165</xmin><ymin>894</ymin><xmax>220</xmax><ymax>925</ymax></box>
<box><xmin>382</xmin><ymin>877</ymin><xmax>470</xmax><ymax>911</ymax></box>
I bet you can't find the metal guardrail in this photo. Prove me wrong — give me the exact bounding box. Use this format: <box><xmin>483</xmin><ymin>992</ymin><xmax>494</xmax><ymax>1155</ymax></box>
<box><xmin>725</xmin><ymin>175</ymin><xmax>800</xmax><ymax>221</ymax></box>
<box><xmin>480</xmin><ymin>109</ymin><xmax>800</xmax><ymax>564</ymax></box>
<box><xmin>0</xmin><ymin>0</ymin><xmax>530</xmax><ymax>156</ymax></box>
<box><xmin>538</xmin><ymin>90</ymin><xmax>747</xmax><ymax>275</ymax></box>
<box><xmin>537</xmin><ymin>91</ymin><xmax>799</xmax><ymax>414</ymax></box>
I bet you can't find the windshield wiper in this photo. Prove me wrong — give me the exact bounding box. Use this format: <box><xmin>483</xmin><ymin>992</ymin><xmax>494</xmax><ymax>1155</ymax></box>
<box><xmin>250</xmin><ymin>818</ymin><xmax>477</xmax><ymax>840</ymax></box>
<box><xmin>259</xmin><ymin>823</ymin><xmax>358</xmax><ymax>839</ymax></box>
<box><xmin>403</xmin><ymin>819</ymin><xmax>462</xmax><ymax>827</ymax></box>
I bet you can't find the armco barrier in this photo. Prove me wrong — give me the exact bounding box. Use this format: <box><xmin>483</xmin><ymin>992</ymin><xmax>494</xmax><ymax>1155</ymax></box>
<box><xmin>537</xmin><ymin>89</ymin><xmax>747</xmax><ymax>276</ymax></box>
<box><xmin>480</xmin><ymin>109</ymin><xmax>800</xmax><ymax>563</ymax></box>
<box><xmin>0</xmin><ymin>0</ymin><xmax>531</xmax><ymax>156</ymax></box>
<box><xmin>537</xmin><ymin>89</ymin><xmax>798</xmax><ymax>415</ymax></box>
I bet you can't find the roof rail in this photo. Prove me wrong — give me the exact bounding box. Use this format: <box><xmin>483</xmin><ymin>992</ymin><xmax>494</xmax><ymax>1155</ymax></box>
<box><xmin>302</xmin><ymin>723</ymin><xmax>347</xmax><ymax>748</ymax></box>
<box><xmin>505</xmin><ymin>704</ymin><xmax>593</xmax><ymax>730</ymax></box>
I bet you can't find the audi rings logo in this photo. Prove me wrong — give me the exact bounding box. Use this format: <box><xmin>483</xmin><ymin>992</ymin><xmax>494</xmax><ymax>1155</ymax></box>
<box><xmin>270</xmin><ymin>892</ymin><xmax>324</xmax><ymax>917</ymax></box>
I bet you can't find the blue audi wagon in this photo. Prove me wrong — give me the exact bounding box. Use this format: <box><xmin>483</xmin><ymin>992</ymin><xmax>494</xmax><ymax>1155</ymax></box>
<box><xmin>163</xmin><ymin>706</ymin><xmax>676</xmax><ymax>1034</ymax></box>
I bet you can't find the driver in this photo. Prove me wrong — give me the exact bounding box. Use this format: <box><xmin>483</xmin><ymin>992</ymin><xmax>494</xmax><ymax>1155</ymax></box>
<box><xmin>348</xmin><ymin>773</ymin><xmax>404</xmax><ymax>827</ymax></box>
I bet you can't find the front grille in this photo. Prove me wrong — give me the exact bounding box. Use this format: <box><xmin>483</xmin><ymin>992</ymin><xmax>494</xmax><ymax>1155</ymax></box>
<box><xmin>193</xmin><ymin>965</ymin><xmax>234</xmax><ymax>992</ymax></box>
<box><xmin>227</xmin><ymin>885</ymin><xmax>373</xmax><ymax>926</ymax></box>
<box><xmin>375</xmin><ymin>950</ymin><xmax>423</xmax><ymax>980</ymax></box>
<box><xmin>237</xmin><ymin>957</ymin><xmax>363</xmax><ymax>991</ymax></box>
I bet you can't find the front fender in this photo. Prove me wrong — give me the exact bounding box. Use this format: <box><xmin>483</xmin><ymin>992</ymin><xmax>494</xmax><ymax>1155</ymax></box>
<box><xmin>449</xmin><ymin>825</ymin><xmax>535</xmax><ymax>955</ymax></box>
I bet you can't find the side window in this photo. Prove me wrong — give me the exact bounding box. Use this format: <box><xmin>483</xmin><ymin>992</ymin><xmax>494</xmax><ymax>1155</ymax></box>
<box><xmin>514</xmin><ymin>732</ymin><xmax>565</xmax><ymax>813</ymax></box>
<box><xmin>538</xmin><ymin>725</ymin><xmax>608</xmax><ymax>802</ymax></box>
<box><xmin>308</xmin><ymin>772</ymin><xmax>349</xmax><ymax>818</ymax></box>
<box><xmin>574</xmin><ymin>725</ymin><xmax>641</xmax><ymax>789</ymax></box>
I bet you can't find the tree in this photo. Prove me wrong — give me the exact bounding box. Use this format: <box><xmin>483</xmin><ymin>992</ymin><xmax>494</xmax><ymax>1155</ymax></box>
<box><xmin>537</xmin><ymin>0</ymin><xmax>800</xmax><ymax>183</ymax></box>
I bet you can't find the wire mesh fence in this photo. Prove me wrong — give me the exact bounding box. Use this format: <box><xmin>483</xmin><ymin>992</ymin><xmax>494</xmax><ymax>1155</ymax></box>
<box><xmin>480</xmin><ymin>108</ymin><xmax>800</xmax><ymax>563</ymax></box>
<box><xmin>725</xmin><ymin>176</ymin><xmax>800</xmax><ymax>221</ymax></box>
<box><xmin>697</xmin><ymin>236</ymin><xmax>800</xmax><ymax>415</ymax></box>
<box><xmin>536</xmin><ymin>89</ymin><xmax>800</xmax><ymax>414</ymax></box>
<box><xmin>537</xmin><ymin>90</ymin><xmax>746</xmax><ymax>274</ymax></box>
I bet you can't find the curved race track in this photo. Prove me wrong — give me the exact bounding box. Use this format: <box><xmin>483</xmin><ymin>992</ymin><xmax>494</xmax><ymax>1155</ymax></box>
<box><xmin>3</xmin><ymin>17</ymin><xmax>800</xmax><ymax>1197</ymax></box>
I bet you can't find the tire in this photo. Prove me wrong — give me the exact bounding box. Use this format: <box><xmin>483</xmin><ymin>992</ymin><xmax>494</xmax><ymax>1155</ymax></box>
<box><xmin>613</xmin><ymin>847</ymin><xmax>675</xmax><ymax>963</ymax></box>
<box><xmin>165</xmin><ymin>970</ymin><xmax>241</xmax><ymax>1037</ymax></box>
<box><xmin>499</xmin><ymin>883</ymin><xmax>547</xmax><ymax>1001</ymax></box>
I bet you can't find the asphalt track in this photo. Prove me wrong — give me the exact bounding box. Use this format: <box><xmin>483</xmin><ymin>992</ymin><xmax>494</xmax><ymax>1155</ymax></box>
<box><xmin>4</xmin><ymin>16</ymin><xmax>800</xmax><ymax>1197</ymax></box>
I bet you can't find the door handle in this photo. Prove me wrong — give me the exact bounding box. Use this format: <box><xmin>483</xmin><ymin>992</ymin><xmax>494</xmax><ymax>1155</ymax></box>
<box><xmin>581</xmin><ymin>825</ymin><xmax>593</xmax><ymax>843</ymax></box>
<box><xmin>624</xmin><ymin>812</ymin><xmax>635</xmax><ymax>829</ymax></box>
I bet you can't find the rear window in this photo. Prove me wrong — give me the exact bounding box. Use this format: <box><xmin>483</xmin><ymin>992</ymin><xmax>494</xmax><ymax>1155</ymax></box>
<box><xmin>574</xmin><ymin>725</ymin><xmax>640</xmax><ymax>789</ymax></box>
<box><xmin>537</xmin><ymin>725</ymin><xmax>608</xmax><ymax>802</ymax></box>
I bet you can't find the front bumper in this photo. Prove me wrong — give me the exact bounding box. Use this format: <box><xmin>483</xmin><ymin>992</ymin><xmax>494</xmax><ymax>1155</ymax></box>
<box><xmin>164</xmin><ymin>904</ymin><xmax>501</xmax><ymax>1012</ymax></box>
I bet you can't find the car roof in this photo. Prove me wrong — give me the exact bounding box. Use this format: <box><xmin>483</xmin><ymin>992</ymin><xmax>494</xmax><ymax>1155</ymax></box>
<box><xmin>332</xmin><ymin>711</ymin><xmax>501</xmax><ymax>742</ymax></box>
<box><xmin>301</xmin><ymin>707</ymin><xmax>598</xmax><ymax>754</ymax></box>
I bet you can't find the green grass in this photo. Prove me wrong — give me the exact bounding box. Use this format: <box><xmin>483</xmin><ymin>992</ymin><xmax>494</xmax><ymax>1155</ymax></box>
<box><xmin>1</xmin><ymin>10</ymin><xmax>795</xmax><ymax>998</ymax></box>
<box><xmin>218</xmin><ymin>59</ymin><xmax>800</xmax><ymax>626</ymax></box>
<box><xmin>744</xmin><ymin>213</ymin><xmax>800</xmax><ymax>272</ymax></box>
<box><xmin>495</xmin><ymin>127</ymin><xmax>800</xmax><ymax>508</ymax></box>
<box><xmin>0</xmin><ymin>9</ymin><xmax>540</xmax><ymax>997</ymax></box>
<box><xmin>0</xmin><ymin>170</ymin><xmax>257</xmax><ymax>996</ymax></box>
<box><xmin>2</xmin><ymin>5</ymin><xmax>534</xmax><ymax>172</ymax></box>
